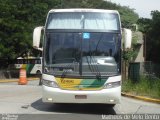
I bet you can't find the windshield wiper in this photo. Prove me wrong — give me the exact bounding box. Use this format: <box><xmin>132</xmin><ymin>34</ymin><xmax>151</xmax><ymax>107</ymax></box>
<box><xmin>86</xmin><ymin>34</ymin><xmax>104</xmax><ymax>80</ymax></box>
<box><xmin>86</xmin><ymin>56</ymin><xmax>101</xmax><ymax>80</ymax></box>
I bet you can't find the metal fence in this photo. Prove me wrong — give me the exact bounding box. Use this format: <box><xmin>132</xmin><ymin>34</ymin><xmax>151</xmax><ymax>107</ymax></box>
<box><xmin>128</xmin><ymin>61</ymin><xmax>160</xmax><ymax>81</ymax></box>
<box><xmin>0</xmin><ymin>59</ymin><xmax>19</xmax><ymax>79</ymax></box>
<box><xmin>141</xmin><ymin>61</ymin><xmax>160</xmax><ymax>80</ymax></box>
<box><xmin>0</xmin><ymin>69</ymin><xmax>19</xmax><ymax>79</ymax></box>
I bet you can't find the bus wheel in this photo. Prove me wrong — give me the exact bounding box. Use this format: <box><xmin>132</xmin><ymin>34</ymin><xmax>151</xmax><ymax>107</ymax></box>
<box><xmin>36</xmin><ymin>70</ymin><xmax>41</xmax><ymax>75</ymax></box>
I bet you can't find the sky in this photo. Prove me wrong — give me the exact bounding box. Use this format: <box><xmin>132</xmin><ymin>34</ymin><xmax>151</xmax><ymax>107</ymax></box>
<box><xmin>106</xmin><ymin>0</ymin><xmax>160</xmax><ymax>18</ymax></box>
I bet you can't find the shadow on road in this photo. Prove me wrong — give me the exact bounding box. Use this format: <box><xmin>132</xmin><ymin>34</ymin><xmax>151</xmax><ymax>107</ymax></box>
<box><xmin>31</xmin><ymin>99</ymin><xmax>116</xmax><ymax>115</ymax></box>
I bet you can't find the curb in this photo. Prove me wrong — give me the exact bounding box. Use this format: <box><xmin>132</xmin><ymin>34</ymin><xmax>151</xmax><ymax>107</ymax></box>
<box><xmin>121</xmin><ymin>92</ymin><xmax>160</xmax><ymax>104</ymax></box>
<box><xmin>0</xmin><ymin>78</ymin><xmax>39</xmax><ymax>83</ymax></box>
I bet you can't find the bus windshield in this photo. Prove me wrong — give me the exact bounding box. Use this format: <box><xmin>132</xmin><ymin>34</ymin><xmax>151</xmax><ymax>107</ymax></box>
<box><xmin>44</xmin><ymin>32</ymin><xmax>121</xmax><ymax>77</ymax></box>
<box><xmin>46</xmin><ymin>12</ymin><xmax>120</xmax><ymax>30</ymax></box>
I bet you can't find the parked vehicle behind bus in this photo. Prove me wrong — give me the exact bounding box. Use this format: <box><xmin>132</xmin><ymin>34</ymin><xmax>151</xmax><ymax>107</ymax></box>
<box><xmin>15</xmin><ymin>57</ymin><xmax>42</xmax><ymax>75</ymax></box>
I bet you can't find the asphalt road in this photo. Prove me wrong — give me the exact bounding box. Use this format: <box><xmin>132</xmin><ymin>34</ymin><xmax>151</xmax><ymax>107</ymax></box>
<box><xmin>0</xmin><ymin>80</ymin><xmax>160</xmax><ymax>120</ymax></box>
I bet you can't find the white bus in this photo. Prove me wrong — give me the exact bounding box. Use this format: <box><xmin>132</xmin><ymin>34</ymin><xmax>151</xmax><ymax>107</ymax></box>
<box><xmin>15</xmin><ymin>57</ymin><xmax>42</xmax><ymax>75</ymax></box>
<box><xmin>33</xmin><ymin>9</ymin><xmax>132</xmax><ymax>105</ymax></box>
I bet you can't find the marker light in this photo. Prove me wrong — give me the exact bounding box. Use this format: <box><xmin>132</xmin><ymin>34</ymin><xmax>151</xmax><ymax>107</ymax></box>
<box><xmin>104</xmin><ymin>81</ymin><xmax>121</xmax><ymax>89</ymax></box>
<box><xmin>43</xmin><ymin>79</ymin><xmax>59</xmax><ymax>88</ymax></box>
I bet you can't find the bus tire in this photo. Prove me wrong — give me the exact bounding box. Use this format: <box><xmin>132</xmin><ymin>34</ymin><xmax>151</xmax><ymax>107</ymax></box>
<box><xmin>36</xmin><ymin>70</ymin><xmax>41</xmax><ymax>75</ymax></box>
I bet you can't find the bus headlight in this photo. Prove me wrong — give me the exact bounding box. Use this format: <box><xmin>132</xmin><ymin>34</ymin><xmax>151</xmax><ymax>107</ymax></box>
<box><xmin>104</xmin><ymin>81</ymin><xmax>121</xmax><ymax>89</ymax></box>
<box><xmin>43</xmin><ymin>79</ymin><xmax>59</xmax><ymax>88</ymax></box>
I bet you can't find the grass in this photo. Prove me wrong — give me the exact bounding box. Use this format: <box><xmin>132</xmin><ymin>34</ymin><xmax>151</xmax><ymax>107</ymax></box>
<box><xmin>122</xmin><ymin>76</ymin><xmax>160</xmax><ymax>99</ymax></box>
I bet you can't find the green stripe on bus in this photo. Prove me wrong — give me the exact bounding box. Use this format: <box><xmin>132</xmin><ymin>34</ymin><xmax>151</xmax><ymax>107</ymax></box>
<box><xmin>26</xmin><ymin>64</ymin><xmax>34</xmax><ymax>74</ymax></box>
<box><xmin>78</xmin><ymin>78</ymin><xmax>107</xmax><ymax>88</ymax></box>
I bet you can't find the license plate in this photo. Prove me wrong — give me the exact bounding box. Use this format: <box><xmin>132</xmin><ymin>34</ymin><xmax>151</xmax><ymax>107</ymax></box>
<box><xmin>75</xmin><ymin>95</ymin><xmax>87</xmax><ymax>99</ymax></box>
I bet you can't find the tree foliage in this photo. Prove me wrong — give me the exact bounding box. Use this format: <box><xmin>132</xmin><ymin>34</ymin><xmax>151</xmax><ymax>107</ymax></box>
<box><xmin>0</xmin><ymin>0</ymin><xmax>60</xmax><ymax>59</ymax></box>
<box><xmin>138</xmin><ymin>10</ymin><xmax>160</xmax><ymax>63</ymax></box>
<box><xmin>0</xmin><ymin>0</ymin><xmax>138</xmax><ymax>60</ymax></box>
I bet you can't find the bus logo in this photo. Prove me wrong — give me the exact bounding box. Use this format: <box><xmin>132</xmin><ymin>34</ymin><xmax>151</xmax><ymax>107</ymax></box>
<box><xmin>61</xmin><ymin>79</ymin><xmax>74</xmax><ymax>84</ymax></box>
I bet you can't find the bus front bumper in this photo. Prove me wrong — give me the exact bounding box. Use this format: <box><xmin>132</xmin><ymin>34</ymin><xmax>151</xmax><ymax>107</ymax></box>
<box><xmin>42</xmin><ymin>85</ymin><xmax>121</xmax><ymax>104</ymax></box>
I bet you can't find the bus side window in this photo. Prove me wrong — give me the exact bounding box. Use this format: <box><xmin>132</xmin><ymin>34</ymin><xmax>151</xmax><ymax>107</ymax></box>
<box><xmin>29</xmin><ymin>59</ymin><xmax>33</xmax><ymax>64</ymax></box>
<box><xmin>17</xmin><ymin>59</ymin><xmax>20</xmax><ymax>64</ymax></box>
<box><xmin>35</xmin><ymin>59</ymin><xmax>37</xmax><ymax>64</ymax></box>
<box><xmin>30</xmin><ymin>59</ymin><xmax>35</xmax><ymax>64</ymax></box>
<box><xmin>37</xmin><ymin>59</ymin><xmax>41</xmax><ymax>64</ymax></box>
<box><xmin>19</xmin><ymin>59</ymin><xmax>23</xmax><ymax>64</ymax></box>
<box><xmin>24</xmin><ymin>59</ymin><xmax>27</xmax><ymax>64</ymax></box>
<box><xmin>28</xmin><ymin>59</ymin><xmax>30</xmax><ymax>64</ymax></box>
<box><xmin>39</xmin><ymin>59</ymin><xmax>41</xmax><ymax>64</ymax></box>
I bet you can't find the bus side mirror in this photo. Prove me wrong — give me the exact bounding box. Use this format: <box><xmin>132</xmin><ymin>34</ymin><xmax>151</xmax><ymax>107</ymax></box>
<box><xmin>33</xmin><ymin>26</ymin><xmax>44</xmax><ymax>51</ymax></box>
<box><xmin>123</xmin><ymin>28</ymin><xmax>132</xmax><ymax>49</ymax></box>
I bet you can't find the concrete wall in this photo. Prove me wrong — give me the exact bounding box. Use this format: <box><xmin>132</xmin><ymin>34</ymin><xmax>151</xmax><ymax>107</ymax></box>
<box><xmin>0</xmin><ymin>69</ymin><xmax>19</xmax><ymax>79</ymax></box>
<box><xmin>135</xmin><ymin>44</ymin><xmax>144</xmax><ymax>62</ymax></box>
<box><xmin>133</xmin><ymin>31</ymin><xmax>144</xmax><ymax>62</ymax></box>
